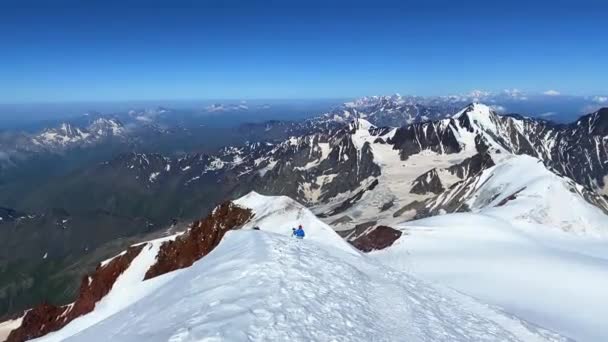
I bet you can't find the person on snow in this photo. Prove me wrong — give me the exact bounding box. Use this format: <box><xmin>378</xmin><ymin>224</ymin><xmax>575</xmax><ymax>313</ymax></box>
<box><xmin>294</xmin><ymin>225</ymin><xmax>305</xmax><ymax>239</ymax></box>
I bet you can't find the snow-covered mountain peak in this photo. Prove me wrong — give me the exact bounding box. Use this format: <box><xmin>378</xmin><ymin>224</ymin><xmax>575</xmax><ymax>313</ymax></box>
<box><xmin>348</xmin><ymin>117</ymin><xmax>375</xmax><ymax>132</ymax></box>
<box><xmin>453</xmin><ymin>102</ymin><xmax>494</xmax><ymax>120</ymax></box>
<box><xmin>45</xmin><ymin>123</ymin><xmax>86</xmax><ymax>139</ymax></box>
<box><xmin>88</xmin><ymin>118</ymin><xmax>125</xmax><ymax>136</ymax></box>
<box><xmin>467</xmin><ymin>154</ymin><xmax>608</xmax><ymax>235</ymax></box>
<box><xmin>34</xmin><ymin>123</ymin><xmax>91</xmax><ymax>147</ymax></box>
<box><xmin>450</xmin><ymin>102</ymin><xmax>503</xmax><ymax>145</ymax></box>
<box><xmin>28</xmin><ymin>117</ymin><xmax>127</xmax><ymax>151</ymax></box>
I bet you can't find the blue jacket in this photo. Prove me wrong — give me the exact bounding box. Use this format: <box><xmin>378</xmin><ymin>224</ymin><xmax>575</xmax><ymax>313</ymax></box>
<box><xmin>295</xmin><ymin>227</ymin><xmax>305</xmax><ymax>238</ymax></box>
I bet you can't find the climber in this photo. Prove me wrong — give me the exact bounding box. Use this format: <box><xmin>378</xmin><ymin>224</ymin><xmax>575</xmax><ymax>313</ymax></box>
<box><xmin>294</xmin><ymin>225</ymin><xmax>305</xmax><ymax>239</ymax></box>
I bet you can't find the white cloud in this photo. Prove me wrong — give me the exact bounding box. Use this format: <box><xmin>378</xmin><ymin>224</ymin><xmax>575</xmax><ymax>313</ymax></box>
<box><xmin>593</xmin><ymin>96</ymin><xmax>607</xmax><ymax>104</ymax></box>
<box><xmin>467</xmin><ymin>89</ymin><xmax>491</xmax><ymax>100</ymax></box>
<box><xmin>581</xmin><ymin>105</ymin><xmax>603</xmax><ymax>114</ymax></box>
<box><xmin>489</xmin><ymin>105</ymin><xmax>506</xmax><ymax>113</ymax></box>
<box><xmin>135</xmin><ymin>116</ymin><xmax>153</xmax><ymax>122</ymax></box>
<box><xmin>543</xmin><ymin>90</ymin><xmax>561</xmax><ymax>96</ymax></box>
<box><xmin>540</xmin><ymin>112</ymin><xmax>556</xmax><ymax>117</ymax></box>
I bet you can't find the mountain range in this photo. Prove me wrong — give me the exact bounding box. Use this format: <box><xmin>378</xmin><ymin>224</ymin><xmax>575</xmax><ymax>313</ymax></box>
<box><xmin>1</xmin><ymin>96</ymin><xmax>608</xmax><ymax>341</ymax></box>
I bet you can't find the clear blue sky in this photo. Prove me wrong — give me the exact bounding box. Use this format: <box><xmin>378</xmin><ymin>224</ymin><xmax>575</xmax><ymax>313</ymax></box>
<box><xmin>1</xmin><ymin>0</ymin><xmax>606</xmax><ymax>103</ymax></box>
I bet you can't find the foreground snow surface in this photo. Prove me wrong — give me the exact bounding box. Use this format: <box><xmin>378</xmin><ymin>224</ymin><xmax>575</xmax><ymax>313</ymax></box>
<box><xmin>45</xmin><ymin>231</ymin><xmax>565</xmax><ymax>342</ymax></box>
<box><xmin>373</xmin><ymin>213</ymin><xmax>608</xmax><ymax>342</ymax></box>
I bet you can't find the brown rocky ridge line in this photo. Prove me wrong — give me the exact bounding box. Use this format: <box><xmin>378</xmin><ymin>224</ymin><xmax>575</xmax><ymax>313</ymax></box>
<box><xmin>144</xmin><ymin>201</ymin><xmax>253</xmax><ymax>279</ymax></box>
<box><xmin>5</xmin><ymin>200</ymin><xmax>254</xmax><ymax>342</ymax></box>
<box><xmin>350</xmin><ymin>225</ymin><xmax>403</xmax><ymax>252</ymax></box>
<box><xmin>6</xmin><ymin>244</ymin><xmax>145</xmax><ymax>342</ymax></box>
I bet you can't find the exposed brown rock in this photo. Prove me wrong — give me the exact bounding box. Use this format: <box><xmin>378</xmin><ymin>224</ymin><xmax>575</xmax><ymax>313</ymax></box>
<box><xmin>144</xmin><ymin>202</ymin><xmax>253</xmax><ymax>280</ymax></box>
<box><xmin>350</xmin><ymin>225</ymin><xmax>403</xmax><ymax>252</ymax></box>
<box><xmin>6</xmin><ymin>201</ymin><xmax>253</xmax><ymax>342</ymax></box>
<box><xmin>6</xmin><ymin>244</ymin><xmax>144</xmax><ymax>342</ymax></box>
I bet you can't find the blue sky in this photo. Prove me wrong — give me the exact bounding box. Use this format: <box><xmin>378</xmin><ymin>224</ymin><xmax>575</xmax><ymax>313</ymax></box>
<box><xmin>1</xmin><ymin>0</ymin><xmax>607</xmax><ymax>103</ymax></box>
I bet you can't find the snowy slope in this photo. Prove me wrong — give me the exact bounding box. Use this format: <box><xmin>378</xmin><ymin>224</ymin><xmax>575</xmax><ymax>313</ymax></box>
<box><xmin>31</xmin><ymin>236</ymin><xmax>179</xmax><ymax>342</ymax></box>
<box><xmin>24</xmin><ymin>192</ymin><xmax>352</xmax><ymax>341</ymax></box>
<box><xmin>465</xmin><ymin>155</ymin><xmax>608</xmax><ymax>236</ymax></box>
<box><xmin>0</xmin><ymin>318</ymin><xmax>22</xmax><ymax>342</ymax></box>
<box><xmin>368</xmin><ymin>155</ymin><xmax>608</xmax><ymax>341</ymax></box>
<box><xmin>16</xmin><ymin>193</ymin><xmax>570</xmax><ymax>342</ymax></box>
<box><xmin>49</xmin><ymin>231</ymin><xmax>565</xmax><ymax>342</ymax></box>
<box><xmin>234</xmin><ymin>191</ymin><xmax>356</xmax><ymax>253</ymax></box>
<box><xmin>373</xmin><ymin>213</ymin><xmax>608</xmax><ymax>342</ymax></box>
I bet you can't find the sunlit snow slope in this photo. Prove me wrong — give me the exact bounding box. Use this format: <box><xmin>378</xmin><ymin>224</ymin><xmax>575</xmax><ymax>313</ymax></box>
<box><xmin>372</xmin><ymin>155</ymin><xmax>608</xmax><ymax>341</ymax></box>
<box><xmin>463</xmin><ymin>155</ymin><xmax>608</xmax><ymax>235</ymax></box>
<box><xmin>51</xmin><ymin>231</ymin><xmax>565</xmax><ymax>342</ymax></box>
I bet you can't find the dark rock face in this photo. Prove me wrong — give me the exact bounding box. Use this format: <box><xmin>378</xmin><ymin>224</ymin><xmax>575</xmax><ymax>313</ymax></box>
<box><xmin>447</xmin><ymin>153</ymin><xmax>495</xmax><ymax>179</ymax></box>
<box><xmin>380</xmin><ymin>200</ymin><xmax>394</xmax><ymax>212</ymax></box>
<box><xmin>578</xmin><ymin>108</ymin><xmax>608</xmax><ymax>136</ymax></box>
<box><xmin>410</xmin><ymin>169</ymin><xmax>444</xmax><ymax>195</ymax></box>
<box><xmin>144</xmin><ymin>202</ymin><xmax>253</xmax><ymax>279</ymax></box>
<box><xmin>412</xmin><ymin>176</ymin><xmax>482</xmax><ymax>220</ymax></box>
<box><xmin>389</xmin><ymin>120</ymin><xmax>462</xmax><ymax>160</ymax></box>
<box><xmin>393</xmin><ymin>200</ymin><xmax>425</xmax><ymax>218</ymax></box>
<box><xmin>540</xmin><ymin>108</ymin><xmax>608</xmax><ymax>191</ymax></box>
<box><xmin>350</xmin><ymin>226</ymin><xmax>403</xmax><ymax>252</ymax></box>
<box><xmin>495</xmin><ymin>187</ymin><xmax>527</xmax><ymax>207</ymax></box>
<box><xmin>316</xmin><ymin>137</ymin><xmax>381</xmax><ymax>201</ymax></box>
<box><xmin>319</xmin><ymin>179</ymin><xmax>379</xmax><ymax>217</ymax></box>
<box><xmin>6</xmin><ymin>244</ymin><xmax>144</xmax><ymax>342</ymax></box>
<box><xmin>337</xmin><ymin>221</ymin><xmax>377</xmax><ymax>240</ymax></box>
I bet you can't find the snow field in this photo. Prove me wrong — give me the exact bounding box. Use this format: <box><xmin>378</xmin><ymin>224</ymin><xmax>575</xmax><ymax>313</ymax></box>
<box><xmin>373</xmin><ymin>213</ymin><xmax>608</xmax><ymax>341</ymax></box>
<box><xmin>466</xmin><ymin>155</ymin><xmax>608</xmax><ymax>236</ymax></box>
<box><xmin>59</xmin><ymin>231</ymin><xmax>566</xmax><ymax>342</ymax></box>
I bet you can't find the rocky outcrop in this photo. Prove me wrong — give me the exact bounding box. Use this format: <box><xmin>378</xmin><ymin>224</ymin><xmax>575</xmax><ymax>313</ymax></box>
<box><xmin>350</xmin><ymin>226</ymin><xmax>403</xmax><ymax>252</ymax></box>
<box><xmin>393</xmin><ymin>200</ymin><xmax>425</xmax><ymax>218</ymax></box>
<box><xmin>447</xmin><ymin>153</ymin><xmax>495</xmax><ymax>179</ymax></box>
<box><xmin>410</xmin><ymin>169</ymin><xmax>444</xmax><ymax>195</ymax></box>
<box><xmin>318</xmin><ymin>179</ymin><xmax>379</xmax><ymax>217</ymax></box>
<box><xmin>337</xmin><ymin>221</ymin><xmax>377</xmax><ymax>240</ymax></box>
<box><xmin>144</xmin><ymin>202</ymin><xmax>253</xmax><ymax>279</ymax></box>
<box><xmin>6</xmin><ymin>244</ymin><xmax>144</xmax><ymax>342</ymax></box>
<box><xmin>495</xmin><ymin>187</ymin><xmax>526</xmax><ymax>207</ymax></box>
<box><xmin>5</xmin><ymin>201</ymin><xmax>254</xmax><ymax>341</ymax></box>
<box><xmin>389</xmin><ymin>120</ymin><xmax>462</xmax><ymax>160</ymax></box>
